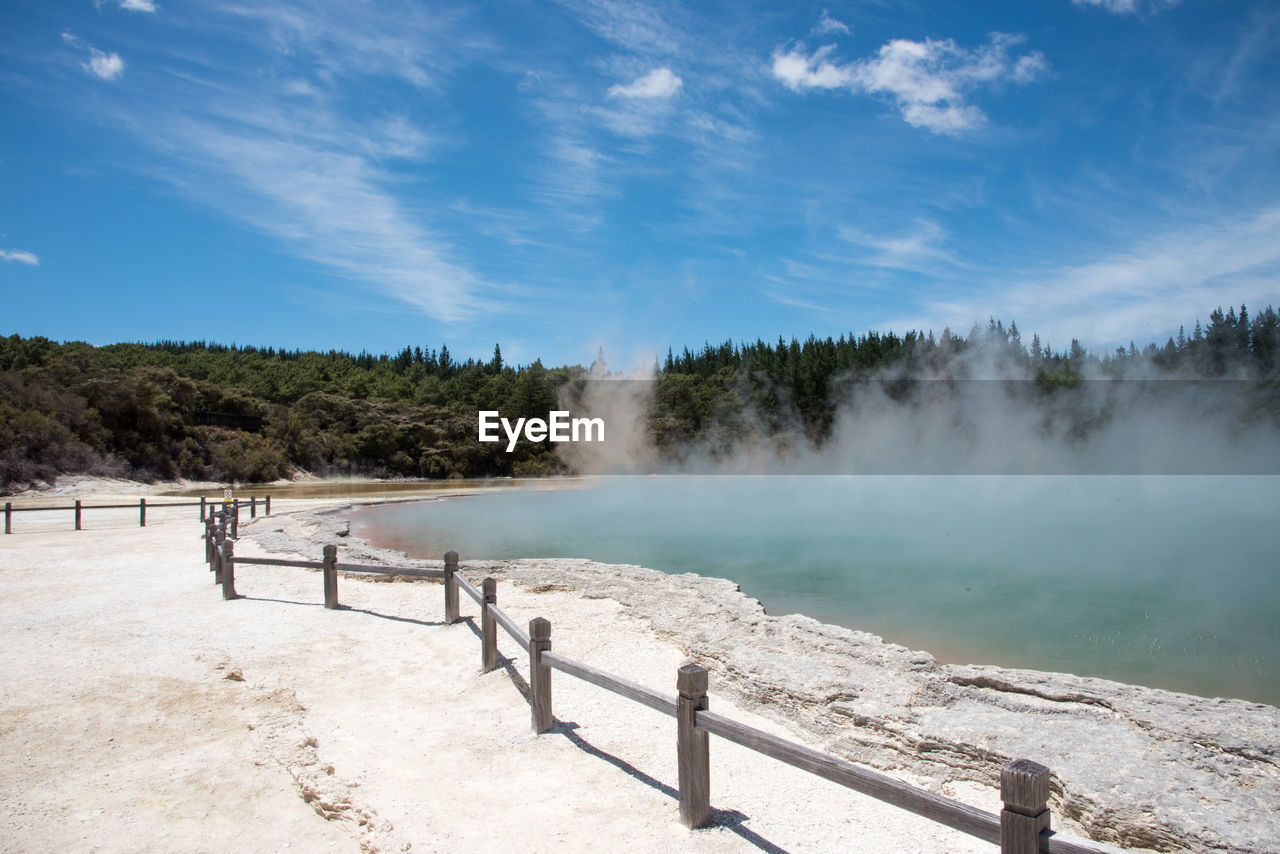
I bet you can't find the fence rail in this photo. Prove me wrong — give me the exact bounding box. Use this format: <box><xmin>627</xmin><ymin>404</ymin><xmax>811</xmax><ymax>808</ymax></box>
<box><xmin>4</xmin><ymin>494</ymin><xmax>269</xmax><ymax>534</ymax></box>
<box><xmin>697</xmin><ymin>707</ymin><xmax>1000</xmax><ymax>842</ymax></box>
<box><xmin>541</xmin><ymin>650</ymin><xmax>678</xmax><ymax>717</ymax></box>
<box><xmin>335</xmin><ymin>562</ymin><xmax>446</xmax><ymax>581</ymax></box>
<box><xmin>233</xmin><ymin>556</ymin><xmax>327</xmax><ymax>570</ymax></box>
<box><xmin>456</xmin><ymin>573</ymin><xmax>483</xmax><ymax>606</ymax></box>
<box><xmin>200</xmin><ymin>520</ymin><xmax>1125</xmax><ymax>854</ymax></box>
<box><xmin>488</xmin><ymin>601</ymin><xmax>532</xmax><ymax>652</ymax></box>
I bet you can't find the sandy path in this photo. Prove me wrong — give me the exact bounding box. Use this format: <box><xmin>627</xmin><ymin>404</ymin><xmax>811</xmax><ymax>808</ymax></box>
<box><xmin>0</xmin><ymin>496</ymin><xmax>1000</xmax><ymax>853</ymax></box>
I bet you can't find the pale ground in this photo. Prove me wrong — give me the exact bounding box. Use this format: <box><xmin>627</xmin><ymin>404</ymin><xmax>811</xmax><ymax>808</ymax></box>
<box><xmin>0</xmin><ymin>480</ymin><xmax>1004</xmax><ymax>853</ymax></box>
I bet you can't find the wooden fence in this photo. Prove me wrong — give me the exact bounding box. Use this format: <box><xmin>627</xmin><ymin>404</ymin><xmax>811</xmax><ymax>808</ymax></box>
<box><xmin>202</xmin><ymin>521</ymin><xmax>1124</xmax><ymax>854</ymax></box>
<box><xmin>4</xmin><ymin>494</ymin><xmax>269</xmax><ymax>534</ymax></box>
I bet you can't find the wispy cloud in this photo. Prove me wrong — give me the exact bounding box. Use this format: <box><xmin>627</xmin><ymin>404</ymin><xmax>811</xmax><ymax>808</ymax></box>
<box><xmin>608</xmin><ymin>67</ymin><xmax>682</xmax><ymax>99</ymax></box>
<box><xmin>162</xmin><ymin>121</ymin><xmax>493</xmax><ymax>322</ymax></box>
<box><xmin>62</xmin><ymin>31</ymin><xmax>124</xmax><ymax>81</ymax></box>
<box><xmin>837</xmin><ymin>220</ymin><xmax>959</xmax><ymax>273</ymax></box>
<box><xmin>205</xmin><ymin>2</ymin><xmax>473</xmax><ymax>90</ymax></box>
<box><xmin>94</xmin><ymin>0</ymin><xmax>158</xmax><ymax>11</ymax></box>
<box><xmin>893</xmin><ymin>205</ymin><xmax>1280</xmax><ymax>348</ymax></box>
<box><xmin>1</xmin><ymin>249</ymin><xmax>39</xmax><ymax>266</ymax></box>
<box><xmin>517</xmin><ymin>74</ymin><xmax>616</xmax><ymax>217</ymax></box>
<box><xmin>772</xmin><ymin>33</ymin><xmax>1048</xmax><ymax>134</ymax></box>
<box><xmin>522</xmin><ymin>0</ymin><xmax>774</xmax><ymax>242</ymax></box>
<box><xmin>593</xmin><ymin>67</ymin><xmax>684</xmax><ymax>139</ymax></box>
<box><xmin>89</xmin><ymin>3</ymin><xmax>506</xmax><ymax>322</ymax></box>
<box><xmin>812</xmin><ymin>10</ymin><xmax>850</xmax><ymax>37</ymax></box>
<box><xmin>552</xmin><ymin>0</ymin><xmax>683</xmax><ymax>56</ymax></box>
<box><xmin>1072</xmin><ymin>0</ymin><xmax>1183</xmax><ymax>14</ymax></box>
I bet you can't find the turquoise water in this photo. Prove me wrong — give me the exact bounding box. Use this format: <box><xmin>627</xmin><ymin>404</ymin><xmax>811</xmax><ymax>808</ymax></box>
<box><xmin>349</xmin><ymin>476</ymin><xmax>1280</xmax><ymax>706</ymax></box>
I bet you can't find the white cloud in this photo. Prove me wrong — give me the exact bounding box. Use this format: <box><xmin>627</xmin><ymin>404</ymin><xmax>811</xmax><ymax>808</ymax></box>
<box><xmin>1</xmin><ymin>249</ymin><xmax>39</xmax><ymax>266</ymax></box>
<box><xmin>94</xmin><ymin>0</ymin><xmax>158</xmax><ymax>10</ymax></box>
<box><xmin>1074</xmin><ymin>0</ymin><xmax>1139</xmax><ymax>11</ymax></box>
<box><xmin>1072</xmin><ymin>0</ymin><xmax>1183</xmax><ymax>13</ymax></box>
<box><xmin>1013</xmin><ymin>52</ymin><xmax>1050</xmax><ymax>84</ymax></box>
<box><xmin>772</xmin><ymin>44</ymin><xmax>846</xmax><ymax>90</ymax></box>
<box><xmin>771</xmin><ymin>33</ymin><xmax>1048</xmax><ymax>134</ymax></box>
<box><xmin>214</xmin><ymin>3</ymin><xmax>459</xmax><ymax>90</ymax></box>
<box><xmin>552</xmin><ymin>0</ymin><xmax>683</xmax><ymax>56</ymax></box>
<box><xmin>80</xmin><ymin>3</ymin><xmax>508</xmax><ymax>322</ymax></box>
<box><xmin>838</xmin><ymin>220</ymin><xmax>958</xmax><ymax>272</ymax></box>
<box><xmin>62</xmin><ymin>31</ymin><xmax>125</xmax><ymax>81</ymax></box>
<box><xmin>892</xmin><ymin>205</ymin><xmax>1280</xmax><ymax>350</ymax></box>
<box><xmin>165</xmin><ymin>121</ymin><xmax>493</xmax><ymax>322</ymax></box>
<box><xmin>86</xmin><ymin>49</ymin><xmax>125</xmax><ymax>80</ymax></box>
<box><xmin>608</xmin><ymin>67</ymin><xmax>682</xmax><ymax>99</ymax></box>
<box><xmin>813</xmin><ymin>10</ymin><xmax>850</xmax><ymax>36</ymax></box>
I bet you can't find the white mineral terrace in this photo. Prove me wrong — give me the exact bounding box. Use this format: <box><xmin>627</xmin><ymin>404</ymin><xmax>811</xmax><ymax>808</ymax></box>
<box><xmin>1</xmin><ymin>478</ymin><xmax>1276</xmax><ymax>852</ymax></box>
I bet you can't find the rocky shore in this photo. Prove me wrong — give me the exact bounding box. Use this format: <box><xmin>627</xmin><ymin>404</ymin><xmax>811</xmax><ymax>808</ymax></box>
<box><xmin>248</xmin><ymin>503</ymin><xmax>1280</xmax><ymax>854</ymax></box>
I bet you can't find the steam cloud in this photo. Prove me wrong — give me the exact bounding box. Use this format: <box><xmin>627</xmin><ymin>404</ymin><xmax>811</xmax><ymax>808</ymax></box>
<box><xmin>554</xmin><ymin>339</ymin><xmax>1280</xmax><ymax>475</ymax></box>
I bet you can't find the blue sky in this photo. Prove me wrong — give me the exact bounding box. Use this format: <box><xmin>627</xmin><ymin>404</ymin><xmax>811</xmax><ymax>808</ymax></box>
<box><xmin>2</xmin><ymin>0</ymin><xmax>1278</xmax><ymax>368</ymax></box>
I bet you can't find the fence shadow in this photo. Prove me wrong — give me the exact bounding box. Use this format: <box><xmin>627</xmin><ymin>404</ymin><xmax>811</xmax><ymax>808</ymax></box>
<box><xmin>236</xmin><ymin>595</ymin><xmax>321</xmax><ymax>608</ymax></box>
<box><xmin>462</xmin><ymin>617</ymin><xmax>531</xmax><ymax>701</ymax></box>
<box><xmin>550</xmin><ymin>720</ymin><xmax>789</xmax><ymax>853</ymax></box>
<box><xmin>554</xmin><ymin>719</ymin><xmax>677</xmax><ymax>799</ymax></box>
<box><xmin>464</xmin><ymin>618</ymin><xmax>793</xmax><ymax>854</ymax></box>
<box><xmin>207</xmin><ymin>530</ymin><xmax>1115</xmax><ymax>854</ymax></box>
<box><xmin>344</xmin><ymin>607</ymin><xmax>446</xmax><ymax>629</ymax></box>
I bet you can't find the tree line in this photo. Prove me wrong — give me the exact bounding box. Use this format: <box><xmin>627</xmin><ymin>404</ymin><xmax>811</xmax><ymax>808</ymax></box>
<box><xmin>1</xmin><ymin>304</ymin><xmax>1275</xmax><ymax>490</ymax></box>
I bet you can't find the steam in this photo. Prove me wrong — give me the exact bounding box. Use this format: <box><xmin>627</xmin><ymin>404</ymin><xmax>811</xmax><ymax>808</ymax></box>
<box><xmin>554</xmin><ymin>336</ymin><xmax>1280</xmax><ymax>475</ymax></box>
<box><xmin>554</xmin><ymin>365</ymin><xmax>660</xmax><ymax>474</ymax></box>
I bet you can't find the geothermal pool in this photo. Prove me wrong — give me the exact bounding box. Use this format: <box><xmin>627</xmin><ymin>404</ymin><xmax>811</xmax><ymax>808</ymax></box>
<box><xmin>349</xmin><ymin>476</ymin><xmax>1280</xmax><ymax>706</ymax></box>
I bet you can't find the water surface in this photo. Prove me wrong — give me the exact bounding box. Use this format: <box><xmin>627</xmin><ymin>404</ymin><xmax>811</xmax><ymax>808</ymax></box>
<box><xmin>350</xmin><ymin>475</ymin><xmax>1280</xmax><ymax>706</ymax></box>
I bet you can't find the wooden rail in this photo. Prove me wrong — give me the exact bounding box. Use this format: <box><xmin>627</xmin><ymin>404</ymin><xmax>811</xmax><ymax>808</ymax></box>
<box><xmin>456</xmin><ymin>573</ymin><xmax>483</xmax><ymax>606</ymax></box>
<box><xmin>3</xmin><ymin>494</ymin><xmax>269</xmax><ymax>533</ymax></box>
<box><xmin>335</xmin><ymin>562</ymin><xmax>446</xmax><ymax>580</ymax></box>
<box><xmin>201</xmin><ymin>528</ymin><xmax>1127</xmax><ymax>854</ymax></box>
<box><xmin>696</xmin><ymin>708</ymin><xmax>1000</xmax><ymax>842</ymax></box>
<box><xmin>488</xmin><ymin>601</ymin><xmax>531</xmax><ymax>652</ymax></box>
<box><xmin>541</xmin><ymin>651</ymin><xmax>677</xmax><ymax>717</ymax></box>
<box><xmin>233</xmin><ymin>556</ymin><xmax>327</xmax><ymax>570</ymax></box>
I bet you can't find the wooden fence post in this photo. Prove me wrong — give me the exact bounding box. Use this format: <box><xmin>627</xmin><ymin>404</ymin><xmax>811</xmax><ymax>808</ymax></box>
<box><xmin>265</xmin><ymin>495</ymin><xmax>270</xmax><ymax>515</ymax></box>
<box><xmin>200</xmin><ymin>496</ymin><xmax>206</xmax><ymax>520</ymax></box>
<box><xmin>443</xmin><ymin>551</ymin><xmax>459</xmax><ymax>624</ymax></box>
<box><xmin>677</xmin><ymin>663</ymin><xmax>711</xmax><ymax>829</ymax></box>
<box><xmin>139</xmin><ymin>498</ymin><xmax>146</xmax><ymax>527</ymax></box>
<box><xmin>1000</xmin><ymin>759</ymin><xmax>1051</xmax><ymax>854</ymax></box>
<box><xmin>231</xmin><ymin>499</ymin><xmax>239</xmax><ymax>539</ymax></box>
<box><xmin>323</xmin><ymin>544</ymin><xmax>339</xmax><ymax>609</ymax></box>
<box><xmin>481</xmin><ymin>577</ymin><xmax>497</xmax><ymax>672</ymax></box>
<box><xmin>74</xmin><ymin>500</ymin><xmax>82</xmax><ymax>531</ymax></box>
<box><xmin>4</xmin><ymin>502</ymin><xmax>10</xmax><ymax>535</ymax></box>
<box><xmin>530</xmin><ymin>617</ymin><xmax>552</xmax><ymax>733</ymax></box>
<box><xmin>250</xmin><ymin>496</ymin><xmax>257</xmax><ymax>518</ymax></box>
<box><xmin>213</xmin><ymin>527</ymin><xmax>224</xmax><ymax>584</ymax></box>
<box><xmin>220</xmin><ymin>538</ymin><xmax>238</xmax><ymax>600</ymax></box>
<box><xmin>204</xmin><ymin>516</ymin><xmax>213</xmax><ymax>566</ymax></box>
